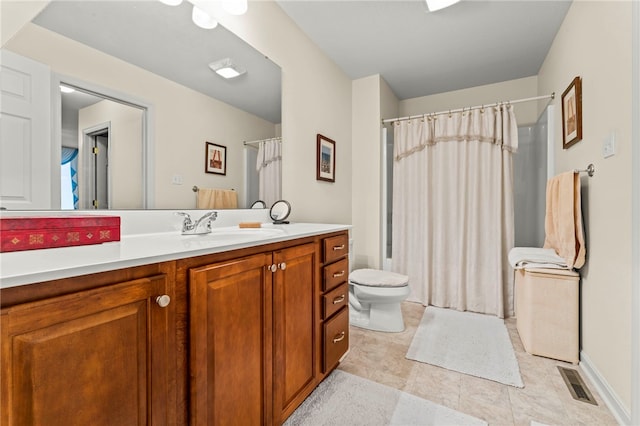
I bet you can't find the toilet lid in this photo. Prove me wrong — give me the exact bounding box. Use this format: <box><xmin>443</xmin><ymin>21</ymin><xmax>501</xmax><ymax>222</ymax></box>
<box><xmin>349</xmin><ymin>269</ymin><xmax>409</xmax><ymax>288</ymax></box>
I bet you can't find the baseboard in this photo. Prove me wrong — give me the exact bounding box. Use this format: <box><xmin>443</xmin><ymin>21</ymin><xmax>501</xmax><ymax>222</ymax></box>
<box><xmin>579</xmin><ymin>350</ymin><xmax>630</xmax><ymax>425</ymax></box>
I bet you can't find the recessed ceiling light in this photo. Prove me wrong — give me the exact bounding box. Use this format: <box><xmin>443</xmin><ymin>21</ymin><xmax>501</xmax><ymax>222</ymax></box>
<box><xmin>60</xmin><ymin>85</ymin><xmax>75</xmax><ymax>93</ymax></box>
<box><xmin>209</xmin><ymin>58</ymin><xmax>246</xmax><ymax>79</ymax></box>
<box><xmin>158</xmin><ymin>0</ymin><xmax>183</xmax><ymax>6</ymax></box>
<box><xmin>425</xmin><ymin>0</ymin><xmax>461</xmax><ymax>12</ymax></box>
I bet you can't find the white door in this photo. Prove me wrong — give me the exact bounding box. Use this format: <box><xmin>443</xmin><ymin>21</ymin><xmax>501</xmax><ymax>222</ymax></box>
<box><xmin>0</xmin><ymin>50</ymin><xmax>52</xmax><ymax>210</ymax></box>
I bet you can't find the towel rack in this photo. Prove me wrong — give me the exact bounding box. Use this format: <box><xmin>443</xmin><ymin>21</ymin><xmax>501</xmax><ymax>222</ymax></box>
<box><xmin>192</xmin><ymin>185</ymin><xmax>235</xmax><ymax>192</ymax></box>
<box><xmin>574</xmin><ymin>163</ymin><xmax>595</xmax><ymax>177</ymax></box>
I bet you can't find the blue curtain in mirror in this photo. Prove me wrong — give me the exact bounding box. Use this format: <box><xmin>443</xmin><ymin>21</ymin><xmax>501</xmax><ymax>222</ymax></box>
<box><xmin>61</xmin><ymin>147</ymin><xmax>79</xmax><ymax>209</ymax></box>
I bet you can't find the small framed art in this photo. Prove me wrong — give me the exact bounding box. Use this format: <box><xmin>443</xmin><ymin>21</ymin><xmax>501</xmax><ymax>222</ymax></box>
<box><xmin>316</xmin><ymin>134</ymin><xmax>335</xmax><ymax>182</ymax></box>
<box><xmin>561</xmin><ymin>76</ymin><xmax>582</xmax><ymax>149</ymax></box>
<box><xmin>205</xmin><ymin>142</ymin><xmax>226</xmax><ymax>175</ymax></box>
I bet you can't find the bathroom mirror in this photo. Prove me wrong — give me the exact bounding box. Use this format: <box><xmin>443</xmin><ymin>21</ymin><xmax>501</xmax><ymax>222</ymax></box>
<box><xmin>1</xmin><ymin>0</ymin><xmax>281</xmax><ymax>211</ymax></box>
<box><xmin>270</xmin><ymin>200</ymin><xmax>291</xmax><ymax>224</ymax></box>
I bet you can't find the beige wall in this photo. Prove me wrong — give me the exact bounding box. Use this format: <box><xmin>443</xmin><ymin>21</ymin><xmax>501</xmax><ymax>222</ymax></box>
<box><xmin>211</xmin><ymin>1</ymin><xmax>353</xmax><ymax>224</ymax></box>
<box><xmin>4</xmin><ymin>20</ymin><xmax>277</xmax><ymax>210</ymax></box>
<box><xmin>538</xmin><ymin>0</ymin><xmax>632</xmax><ymax>415</ymax></box>
<box><xmin>400</xmin><ymin>76</ymin><xmax>540</xmax><ymax>126</ymax></box>
<box><xmin>352</xmin><ymin>75</ymin><xmax>383</xmax><ymax>269</ymax></box>
<box><xmin>79</xmin><ymin>100</ymin><xmax>143</xmax><ymax>209</ymax></box>
<box><xmin>351</xmin><ymin>75</ymin><xmax>399</xmax><ymax>270</ymax></box>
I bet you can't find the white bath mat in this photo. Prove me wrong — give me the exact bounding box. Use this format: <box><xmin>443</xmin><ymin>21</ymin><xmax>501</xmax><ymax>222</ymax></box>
<box><xmin>284</xmin><ymin>370</ymin><xmax>486</xmax><ymax>426</ymax></box>
<box><xmin>406</xmin><ymin>306</ymin><xmax>524</xmax><ymax>388</ymax></box>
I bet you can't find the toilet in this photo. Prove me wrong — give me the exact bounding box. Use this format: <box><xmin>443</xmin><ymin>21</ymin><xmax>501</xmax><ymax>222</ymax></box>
<box><xmin>348</xmin><ymin>268</ymin><xmax>410</xmax><ymax>332</ymax></box>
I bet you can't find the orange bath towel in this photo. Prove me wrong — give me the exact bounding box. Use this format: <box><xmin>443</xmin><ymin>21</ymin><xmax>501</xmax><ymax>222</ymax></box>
<box><xmin>196</xmin><ymin>188</ymin><xmax>238</xmax><ymax>209</ymax></box>
<box><xmin>543</xmin><ymin>172</ymin><xmax>586</xmax><ymax>269</ymax></box>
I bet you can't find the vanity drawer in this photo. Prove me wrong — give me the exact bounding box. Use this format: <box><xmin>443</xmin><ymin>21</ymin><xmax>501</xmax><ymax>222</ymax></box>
<box><xmin>323</xmin><ymin>307</ymin><xmax>349</xmax><ymax>373</ymax></box>
<box><xmin>323</xmin><ymin>282</ymin><xmax>348</xmax><ymax>320</ymax></box>
<box><xmin>322</xmin><ymin>257</ymin><xmax>349</xmax><ymax>292</ymax></box>
<box><xmin>322</xmin><ymin>234</ymin><xmax>348</xmax><ymax>264</ymax></box>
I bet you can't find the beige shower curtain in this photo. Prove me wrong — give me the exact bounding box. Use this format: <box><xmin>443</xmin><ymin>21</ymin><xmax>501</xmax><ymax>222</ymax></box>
<box><xmin>391</xmin><ymin>105</ymin><xmax>517</xmax><ymax>318</ymax></box>
<box><xmin>256</xmin><ymin>139</ymin><xmax>281</xmax><ymax>207</ymax></box>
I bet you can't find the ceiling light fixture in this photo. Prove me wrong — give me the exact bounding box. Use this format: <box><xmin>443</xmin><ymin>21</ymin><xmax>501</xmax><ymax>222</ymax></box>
<box><xmin>425</xmin><ymin>0</ymin><xmax>461</xmax><ymax>12</ymax></box>
<box><xmin>221</xmin><ymin>0</ymin><xmax>248</xmax><ymax>16</ymax></box>
<box><xmin>158</xmin><ymin>0</ymin><xmax>183</xmax><ymax>6</ymax></box>
<box><xmin>192</xmin><ymin>5</ymin><xmax>218</xmax><ymax>29</ymax></box>
<box><xmin>209</xmin><ymin>58</ymin><xmax>246</xmax><ymax>79</ymax></box>
<box><xmin>59</xmin><ymin>85</ymin><xmax>75</xmax><ymax>94</ymax></box>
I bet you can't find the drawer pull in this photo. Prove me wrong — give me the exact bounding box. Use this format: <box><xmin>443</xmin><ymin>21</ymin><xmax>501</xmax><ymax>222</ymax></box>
<box><xmin>332</xmin><ymin>331</ymin><xmax>346</xmax><ymax>343</ymax></box>
<box><xmin>332</xmin><ymin>244</ymin><xmax>345</xmax><ymax>251</ymax></box>
<box><xmin>332</xmin><ymin>294</ymin><xmax>345</xmax><ymax>304</ymax></box>
<box><xmin>332</xmin><ymin>271</ymin><xmax>345</xmax><ymax>278</ymax></box>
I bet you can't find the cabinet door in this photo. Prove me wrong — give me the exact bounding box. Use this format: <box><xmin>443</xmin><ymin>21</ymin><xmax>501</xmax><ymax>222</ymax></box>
<box><xmin>189</xmin><ymin>253</ymin><xmax>273</xmax><ymax>426</ymax></box>
<box><xmin>1</xmin><ymin>275</ymin><xmax>171</xmax><ymax>426</ymax></box>
<box><xmin>272</xmin><ymin>243</ymin><xmax>317</xmax><ymax>423</ymax></box>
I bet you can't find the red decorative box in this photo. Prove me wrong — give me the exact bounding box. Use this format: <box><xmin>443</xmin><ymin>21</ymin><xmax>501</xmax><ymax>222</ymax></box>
<box><xmin>0</xmin><ymin>216</ymin><xmax>121</xmax><ymax>253</ymax></box>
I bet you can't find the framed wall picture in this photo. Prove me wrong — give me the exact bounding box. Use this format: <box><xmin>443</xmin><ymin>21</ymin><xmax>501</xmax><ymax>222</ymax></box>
<box><xmin>316</xmin><ymin>134</ymin><xmax>335</xmax><ymax>182</ymax></box>
<box><xmin>561</xmin><ymin>76</ymin><xmax>582</xmax><ymax>149</ymax></box>
<box><xmin>205</xmin><ymin>142</ymin><xmax>226</xmax><ymax>175</ymax></box>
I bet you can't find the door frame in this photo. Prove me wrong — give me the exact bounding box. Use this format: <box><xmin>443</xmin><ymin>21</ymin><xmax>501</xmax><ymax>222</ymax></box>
<box><xmin>52</xmin><ymin>73</ymin><xmax>155</xmax><ymax>208</ymax></box>
<box><xmin>631</xmin><ymin>1</ymin><xmax>639</xmax><ymax>424</ymax></box>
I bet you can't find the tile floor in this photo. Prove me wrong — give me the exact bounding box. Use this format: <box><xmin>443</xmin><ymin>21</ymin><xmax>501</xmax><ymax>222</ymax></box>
<box><xmin>338</xmin><ymin>301</ymin><xmax>618</xmax><ymax>426</ymax></box>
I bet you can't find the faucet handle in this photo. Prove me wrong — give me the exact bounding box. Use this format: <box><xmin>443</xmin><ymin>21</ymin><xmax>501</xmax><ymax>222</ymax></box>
<box><xmin>199</xmin><ymin>211</ymin><xmax>218</xmax><ymax>231</ymax></box>
<box><xmin>175</xmin><ymin>211</ymin><xmax>192</xmax><ymax>222</ymax></box>
<box><xmin>175</xmin><ymin>212</ymin><xmax>193</xmax><ymax>232</ymax></box>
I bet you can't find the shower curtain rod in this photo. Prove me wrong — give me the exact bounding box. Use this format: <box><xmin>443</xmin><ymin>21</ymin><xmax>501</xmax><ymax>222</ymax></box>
<box><xmin>382</xmin><ymin>93</ymin><xmax>555</xmax><ymax>125</ymax></box>
<box><xmin>243</xmin><ymin>136</ymin><xmax>282</xmax><ymax>146</ymax></box>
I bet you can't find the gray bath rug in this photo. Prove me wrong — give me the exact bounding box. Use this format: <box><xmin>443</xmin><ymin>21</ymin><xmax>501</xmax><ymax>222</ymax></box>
<box><xmin>284</xmin><ymin>370</ymin><xmax>486</xmax><ymax>426</ymax></box>
<box><xmin>406</xmin><ymin>306</ymin><xmax>524</xmax><ymax>388</ymax></box>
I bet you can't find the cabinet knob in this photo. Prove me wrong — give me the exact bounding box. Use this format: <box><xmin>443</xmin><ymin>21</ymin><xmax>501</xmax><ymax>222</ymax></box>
<box><xmin>279</xmin><ymin>262</ymin><xmax>287</xmax><ymax>270</ymax></box>
<box><xmin>332</xmin><ymin>331</ymin><xmax>346</xmax><ymax>343</ymax></box>
<box><xmin>269</xmin><ymin>264</ymin><xmax>278</xmax><ymax>273</ymax></box>
<box><xmin>155</xmin><ymin>295</ymin><xmax>171</xmax><ymax>308</ymax></box>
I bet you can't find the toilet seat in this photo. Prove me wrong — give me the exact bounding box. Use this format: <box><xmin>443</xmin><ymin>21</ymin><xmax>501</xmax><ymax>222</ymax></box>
<box><xmin>348</xmin><ymin>268</ymin><xmax>410</xmax><ymax>332</ymax></box>
<box><xmin>349</xmin><ymin>268</ymin><xmax>408</xmax><ymax>288</ymax></box>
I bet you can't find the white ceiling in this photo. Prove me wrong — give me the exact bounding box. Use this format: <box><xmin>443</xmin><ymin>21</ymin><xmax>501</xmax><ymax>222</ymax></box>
<box><xmin>33</xmin><ymin>0</ymin><xmax>282</xmax><ymax>123</ymax></box>
<box><xmin>32</xmin><ymin>0</ymin><xmax>571</xmax><ymax>123</ymax></box>
<box><xmin>277</xmin><ymin>0</ymin><xmax>571</xmax><ymax>99</ymax></box>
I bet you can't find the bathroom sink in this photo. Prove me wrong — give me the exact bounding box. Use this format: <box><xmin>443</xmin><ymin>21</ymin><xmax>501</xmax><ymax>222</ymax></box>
<box><xmin>209</xmin><ymin>227</ymin><xmax>286</xmax><ymax>238</ymax></box>
<box><xmin>178</xmin><ymin>226</ymin><xmax>286</xmax><ymax>241</ymax></box>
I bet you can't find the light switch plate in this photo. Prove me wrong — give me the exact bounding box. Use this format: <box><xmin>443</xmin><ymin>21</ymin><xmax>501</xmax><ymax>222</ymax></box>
<box><xmin>172</xmin><ymin>174</ymin><xmax>183</xmax><ymax>185</ymax></box>
<box><xmin>602</xmin><ymin>133</ymin><xmax>616</xmax><ymax>158</ymax></box>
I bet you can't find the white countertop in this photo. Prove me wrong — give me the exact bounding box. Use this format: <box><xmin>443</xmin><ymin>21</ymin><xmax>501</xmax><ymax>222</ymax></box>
<box><xmin>0</xmin><ymin>222</ymin><xmax>350</xmax><ymax>289</ymax></box>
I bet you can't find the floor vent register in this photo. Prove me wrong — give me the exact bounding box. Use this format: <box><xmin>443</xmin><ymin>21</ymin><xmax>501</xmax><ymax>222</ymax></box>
<box><xmin>557</xmin><ymin>366</ymin><xmax>598</xmax><ymax>405</ymax></box>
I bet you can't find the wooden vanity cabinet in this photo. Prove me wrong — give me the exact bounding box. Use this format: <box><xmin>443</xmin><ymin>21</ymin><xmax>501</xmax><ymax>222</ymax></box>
<box><xmin>318</xmin><ymin>233</ymin><xmax>350</xmax><ymax>375</ymax></box>
<box><xmin>1</xmin><ymin>229</ymin><xmax>349</xmax><ymax>426</ymax></box>
<box><xmin>272</xmin><ymin>243</ymin><xmax>317</xmax><ymax>424</ymax></box>
<box><xmin>189</xmin><ymin>252</ymin><xmax>274</xmax><ymax>426</ymax></box>
<box><xmin>0</xmin><ymin>265</ymin><xmax>176</xmax><ymax>426</ymax></box>
<box><xmin>187</xmin><ymin>241</ymin><xmax>318</xmax><ymax>426</ymax></box>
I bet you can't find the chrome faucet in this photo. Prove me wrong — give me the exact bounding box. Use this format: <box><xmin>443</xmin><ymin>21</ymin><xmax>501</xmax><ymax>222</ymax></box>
<box><xmin>176</xmin><ymin>211</ymin><xmax>218</xmax><ymax>235</ymax></box>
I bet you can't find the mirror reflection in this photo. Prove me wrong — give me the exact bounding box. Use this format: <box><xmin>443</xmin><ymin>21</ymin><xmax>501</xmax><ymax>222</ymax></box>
<box><xmin>1</xmin><ymin>0</ymin><xmax>281</xmax><ymax>211</ymax></box>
